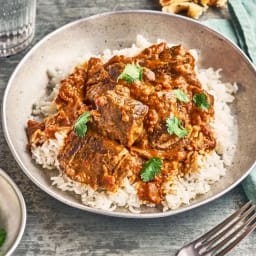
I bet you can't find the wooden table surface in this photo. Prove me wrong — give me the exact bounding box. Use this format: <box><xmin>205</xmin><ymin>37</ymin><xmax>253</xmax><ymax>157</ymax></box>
<box><xmin>0</xmin><ymin>1</ymin><xmax>255</xmax><ymax>255</ymax></box>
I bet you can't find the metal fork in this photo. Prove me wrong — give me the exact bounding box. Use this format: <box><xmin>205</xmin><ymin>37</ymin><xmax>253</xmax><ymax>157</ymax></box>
<box><xmin>176</xmin><ymin>201</ymin><xmax>256</xmax><ymax>256</ymax></box>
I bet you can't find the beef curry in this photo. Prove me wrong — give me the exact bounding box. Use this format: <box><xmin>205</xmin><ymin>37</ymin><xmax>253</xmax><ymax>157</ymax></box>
<box><xmin>27</xmin><ymin>42</ymin><xmax>216</xmax><ymax>204</ymax></box>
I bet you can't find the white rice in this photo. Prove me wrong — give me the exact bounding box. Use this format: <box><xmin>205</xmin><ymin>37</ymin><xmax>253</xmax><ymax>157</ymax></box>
<box><xmin>30</xmin><ymin>35</ymin><xmax>238</xmax><ymax>212</ymax></box>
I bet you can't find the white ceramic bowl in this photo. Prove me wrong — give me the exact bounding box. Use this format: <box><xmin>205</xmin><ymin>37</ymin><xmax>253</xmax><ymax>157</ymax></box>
<box><xmin>2</xmin><ymin>11</ymin><xmax>256</xmax><ymax>218</ymax></box>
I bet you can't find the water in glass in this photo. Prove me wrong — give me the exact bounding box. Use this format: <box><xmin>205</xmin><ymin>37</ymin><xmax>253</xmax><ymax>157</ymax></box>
<box><xmin>0</xmin><ymin>0</ymin><xmax>36</xmax><ymax>57</ymax></box>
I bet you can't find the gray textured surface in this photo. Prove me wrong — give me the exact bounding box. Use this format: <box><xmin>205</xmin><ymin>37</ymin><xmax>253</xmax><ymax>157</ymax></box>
<box><xmin>0</xmin><ymin>0</ymin><xmax>255</xmax><ymax>255</ymax></box>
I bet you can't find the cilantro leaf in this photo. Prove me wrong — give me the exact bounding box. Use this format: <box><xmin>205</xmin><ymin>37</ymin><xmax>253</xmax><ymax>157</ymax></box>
<box><xmin>140</xmin><ymin>157</ymin><xmax>163</xmax><ymax>182</ymax></box>
<box><xmin>193</xmin><ymin>93</ymin><xmax>210</xmax><ymax>110</ymax></box>
<box><xmin>117</xmin><ymin>64</ymin><xmax>143</xmax><ymax>83</ymax></box>
<box><xmin>166</xmin><ymin>116</ymin><xmax>188</xmax><ymax>138</ymax></box>
<box><xmin>0</xmin><ymin>228</ymin><xmax>6</xmax><ymax>248</ymax></box>
<box><xmin>173</xmin><ymin>89</ymin><xmax>189</xmax><ymax>103</ymax></box>
<box><xmin>74</xmin><ymin>111</ymin><xmax>91</xmax><ymax>137</ymax></box>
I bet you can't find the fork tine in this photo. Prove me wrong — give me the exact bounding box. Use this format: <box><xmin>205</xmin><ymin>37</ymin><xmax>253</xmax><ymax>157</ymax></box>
<box><xmin>176</xmin><ymin>202</ymin><xmax>256</xmax><ymax>256</ymax></box>
<box><xmin>216</xmin><ymin>214</ymin><xmax>256</xmax><ymax>256</ymax></box>
<box><xmin>194</xmin><ymin>201</ymin><xmax>252</xmax><ymax>246</ymax></box>
<box><xmin>208</xmin><ymin>209</ymin><xmax>256</xmax><ymax>255</ymax></box>
<box><xmin>198</xmin><ymin>202</ymin><xmax>256</xmax><ymax>250</ymax></box>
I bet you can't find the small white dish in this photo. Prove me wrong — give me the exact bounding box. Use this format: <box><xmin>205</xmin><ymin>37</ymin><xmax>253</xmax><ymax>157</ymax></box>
<box><xmin>0</xmin><ymin>168</ymin><xmax>26</xmax><ymax>256</ymax></box>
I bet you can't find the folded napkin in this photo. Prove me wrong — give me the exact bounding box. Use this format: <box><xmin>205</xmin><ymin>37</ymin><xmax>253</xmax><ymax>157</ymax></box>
<box><xmin>202</xmin><ymin>0</ymin><xmax>256</xmax><ymax>203</ymax></box>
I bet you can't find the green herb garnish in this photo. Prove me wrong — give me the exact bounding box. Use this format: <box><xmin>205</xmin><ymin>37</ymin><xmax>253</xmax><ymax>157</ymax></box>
<box><xmin>173</xmin><ymin>89</ymin><xmax>189</xmax><ymax>103</ymax></box>
<box><xmin>0</xmin><ymin>228</ymin><xmax>6</xmax><ymax>248</ymax></box>
<box><xmin>117</xmin><ymin>63</ymin><xmax>143</xmax><ymax>83</ymax></box>
<box><xmin>166</xmin><ymin>116</ymin><xmax>189</xmax><ymax>138</ymax></box>
<box><xmin>74</xmin><ymin>111</ymin><xmax>91</xmax><ymax>137</ymax></box>
<box><xmin>140</xmin><ymin>157</ymin><xmax>163</xmax><ymax>182</ymax></box>
<box><xmin>193</xmin><ymin>93</ymin><xmax>210</xmax><ymax>110</ymax></box>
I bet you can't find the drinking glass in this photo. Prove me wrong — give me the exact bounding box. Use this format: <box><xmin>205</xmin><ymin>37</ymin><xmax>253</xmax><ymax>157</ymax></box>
<box><xmin>0</xmin><ymin>0</ymin><xmax>36</xmax><ymax>57</ymax></box>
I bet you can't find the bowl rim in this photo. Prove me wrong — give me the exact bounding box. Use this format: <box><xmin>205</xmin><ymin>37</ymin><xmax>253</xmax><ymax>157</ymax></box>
<box><xmin>0</xmin><ymin>168</ymin><xmax>27</xmax><ymax>255</ymax></box>
<box><xmin>2</xmin><ymin>10</ymin><xmax>256</xmax><ymax>218</ymax></box>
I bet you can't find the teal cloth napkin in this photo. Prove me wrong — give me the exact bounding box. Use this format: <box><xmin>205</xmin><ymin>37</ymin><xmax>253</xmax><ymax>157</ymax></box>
<box><xmin>202</xmin><ymin>0</ymin><xmax>256</xmax><ymax>203</ymax></box>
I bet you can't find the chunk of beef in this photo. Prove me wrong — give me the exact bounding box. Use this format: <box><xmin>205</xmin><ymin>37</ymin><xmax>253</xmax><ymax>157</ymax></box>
<box><xmin>93</xmin><ymin>85</ymin><xmax>148</xmax><ymax>147</ymax></box>
<box><xmin>86</xmin><ymin>80</ymin><xmax>116</xmax><ymax>103</ymax></box>
<box><xmin>104</xmin><ymin>55</ymin><xmax>129</xmax><ymax>81</ymax></box>
<box><xmin>136</xmin><ymin>43</ymin><xmax>201</xmax><ymax>88</ymax></box>
<box><xmin>58</xmin><ymin>130</ymin><xmax>132</xmax><ymax>192</ymax></box>
<box><xmin>85</xmin><ymin>57</ymin><xmax>116</xmax><ymax>102</ymax></box>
